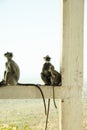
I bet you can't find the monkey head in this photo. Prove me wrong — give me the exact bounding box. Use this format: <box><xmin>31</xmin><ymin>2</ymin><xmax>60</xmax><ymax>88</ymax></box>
<box><xmin>4</xmin><ymin>52</ymin><xmax>13</xmax><ymax>60</ymax></box>
<box><xmin>44</xmin><ymin>55</ymin><xmax>51</xmax><ymax>62</ymax></box>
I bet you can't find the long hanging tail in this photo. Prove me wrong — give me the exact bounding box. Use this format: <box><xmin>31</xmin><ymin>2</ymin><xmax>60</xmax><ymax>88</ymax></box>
<box><xmin>53</xmin><ymin>86</ymin><xmax>57</xmax><ymax>109</ymax></box>
<box><xmin>45</xmin><ymin>98</ymin><xmax>50</xmax><ymax>130</ymax></box>
<box><xmin>17</xmin><ymin>83</ymin><xmax>46</xmax><ymax>115</ymax></box>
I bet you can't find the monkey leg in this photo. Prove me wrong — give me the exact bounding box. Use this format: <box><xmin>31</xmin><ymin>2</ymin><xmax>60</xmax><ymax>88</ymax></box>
<box><xmin>5</xmin><ymin>72</ymin><xmax>17</xmax><ymax>85</ymax></box>
<box><xmin>41</xmin><ymin>73</ymin><xmax>51</xmax><ymax>85</ymax></box>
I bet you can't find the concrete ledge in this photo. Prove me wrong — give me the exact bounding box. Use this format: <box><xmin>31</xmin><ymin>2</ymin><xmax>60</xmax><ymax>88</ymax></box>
<box><xmin>0</xmin><ymin>85</ymin><xmax>64</xmax><ymax>99</ymax></box>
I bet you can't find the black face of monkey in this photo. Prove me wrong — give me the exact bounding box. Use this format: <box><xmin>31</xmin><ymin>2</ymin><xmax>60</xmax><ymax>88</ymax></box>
<box><xmin>4</xmin><ymin>52</ymin><xmax>13</xmax><ymax>59</ymax></box>
<box><xmin>44</xmin><ymin>55</ymin><xmax>51</xmax><ymax>62</ymax></box>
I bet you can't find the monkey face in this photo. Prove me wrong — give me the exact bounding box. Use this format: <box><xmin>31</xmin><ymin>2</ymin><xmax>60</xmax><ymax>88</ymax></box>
<box><xmin>44</xmin><ymin>55</ymin><xmax>51</xmax><ymax>61</ymax></box>
<box><xmin>4</xmin><ymin>52</ymin><xmax>13</xmax><ymax>59</ymax></box>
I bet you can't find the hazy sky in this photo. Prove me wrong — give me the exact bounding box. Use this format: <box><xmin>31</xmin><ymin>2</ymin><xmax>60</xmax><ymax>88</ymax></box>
<box><xmin>0</xmin><ymin>0</ymin><xmax>86</xmax><ymax>84</ymax></box>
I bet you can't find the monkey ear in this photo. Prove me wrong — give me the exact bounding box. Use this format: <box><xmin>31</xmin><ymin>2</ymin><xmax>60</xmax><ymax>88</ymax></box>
<box><xmin>4</xmin><ymin>52</ymin><xmax>8</xmax><ymax>57</ymax></box>
<box><xmin>10</xmin><ymin>52</ymin><xmax>13</xmax><ymax>58</ymax></box>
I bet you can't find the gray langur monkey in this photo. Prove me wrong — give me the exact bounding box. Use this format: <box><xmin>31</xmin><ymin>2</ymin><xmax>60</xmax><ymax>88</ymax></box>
<box><xmin>49</xmin><ymin>65</ymin><xmax>61</xmax><ymax>108</ymax></box>
<box><xmin>48</xmin><ymin>65</ymin><xmax>61</xmax><ymax>86</ymax></box>
<box><xmin>41</xmin><ymin>55</ymin><xmax>53</xmax><ymax>85</ymax></box>
<box><xmin>3</xmin><ymin>52</ymin><xmax>20</xmax><ymax>85</ymax></box>
<box><xmin>41</xmin><ymin>55</ymin><xmax>61</xmax><ymax>130</ymax></box>
<box><xmin>0</xmin><ymin>52</ymin><xmax>46</xmax><ymax>116</ymax></box>
<box><xmin>48</xmin><ymin>65</ymin><xmax>61</xmax><ymax>109</ymax></box>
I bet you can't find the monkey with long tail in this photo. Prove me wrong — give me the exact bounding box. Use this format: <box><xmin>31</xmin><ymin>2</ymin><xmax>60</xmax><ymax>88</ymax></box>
<box><xmin>41</xmin><ymin>55</ymin><xmax>61</xmax><ymax>130</ymax></box>
<box><xmin>0</xmin><ymin>52</ymin><xmax>46</xmax><ymax>115</ymax></box>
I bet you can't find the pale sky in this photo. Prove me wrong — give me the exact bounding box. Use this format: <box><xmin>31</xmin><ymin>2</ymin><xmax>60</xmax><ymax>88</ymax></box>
<box><xmin>0</xmin><ymin>0</ymin><xmax>61</xmax><ymax>84</ymax></box>
<box><xmin>0</xmin><ymin>0</ymin><xmax>86</xmax><ymax>84</ymax></box>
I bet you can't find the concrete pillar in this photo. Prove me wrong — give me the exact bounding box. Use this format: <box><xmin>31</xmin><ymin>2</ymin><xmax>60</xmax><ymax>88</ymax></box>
<box><xmin>61</xmin><ymin>0</ymin><xmax>84</xmax><ymax>130</ymax></box>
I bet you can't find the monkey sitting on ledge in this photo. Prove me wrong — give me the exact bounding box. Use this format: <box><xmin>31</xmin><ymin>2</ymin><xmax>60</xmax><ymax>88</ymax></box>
<box><xmin>0</xmin><ymin>52</ymin><xmax>20</xmax><ymax>86</ymax></box>
<box><xmin>48</xmin><ymin>65</ymin><xmax>61</xmax><ymax>86</ymax></box>
<box><xmin>41</xmin><ymin>55</ymin><xmax>53</xmax><ymax>85</ymax></box>
<box><xmin>41</xmin><ymin>55</ymin><xmax>62</xmax><ymax>130</ymax></box>
<box><xmin>41</xmin><ymin>55</ymin><xmax>61</xmax><ymax>86</ymax></box>
<box><xmin>0</xmin><ymin>52</ymin><xmax>47</xmax><ymax>115</ymax></box>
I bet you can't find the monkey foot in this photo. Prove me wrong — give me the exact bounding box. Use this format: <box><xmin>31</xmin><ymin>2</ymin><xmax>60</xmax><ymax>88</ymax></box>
<box><xmin>0</xmin><ymin>80</ymin><xmax>7</xmax><ymax>87</ymax></box>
